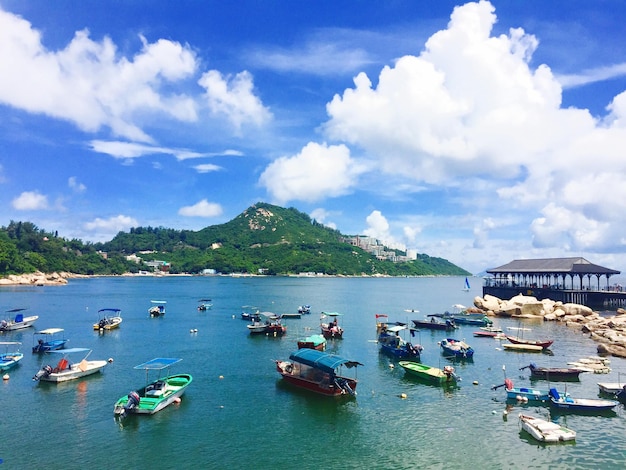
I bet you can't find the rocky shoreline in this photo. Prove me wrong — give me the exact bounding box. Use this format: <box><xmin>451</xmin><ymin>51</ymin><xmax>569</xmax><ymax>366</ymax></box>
<box><xmin>471</xmin><ymin>293</ymin><xmax>626</xmax><ymax>359</ymax></box>
<box><xmin>0</xmin><ymin>271</ymin><xmax>74</xmax><ymax>286</ymax></box>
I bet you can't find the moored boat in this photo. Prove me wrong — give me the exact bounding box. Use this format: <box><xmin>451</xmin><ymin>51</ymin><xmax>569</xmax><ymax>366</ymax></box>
<box><xmin>32</xmin><ymin>328</ymin><xmax>68</xmax><ymax>353</ymax></box>
<box><xmin>519</xmin><ymin>414</ymin><xmax>576</xmax><ymax>443</ymax></box>
<box><xmin>33</xmin><ymin>348</ymin><xmax>108</xmax><ymax>382</ymax></box>
<box><xmin>93</xmin><ymin>308</ymin><xmax>123</xmax><ymax>330</ymax></box>
<box><xmin>548</xmin><ymin>388</ymin><xmax>619</xmax><ymax>413</ymax></box>
<box><xmin>506</xmin><ymin>336</ymin><xmax>554</xmax><ymax>349</ymax></box>
<box><xmin>0</xmin><ymin>308</ymin><xmax>39</xmax><ymax>331</ymax></box>
<box><xmin>492</xmin><ymin>377</ymin><xmax>563</xmax><ymax>402</ymax></box>
<box><xmin>320</xmin><ymin>312</ymin><xmax>343</xmax><ymax>339</ymax></box>
<box><xmin>0</xmin><ymin>342</ymin><xmax>23</xmax><ymax>371</ymax></box>
<box><xmin>298</xmin><ymin>305</ymin><xmax>311</xmax><ymax>315</ymax></box>
<box><xmin>412</xmin><ymin>317</ymin><xmax>457</xmax><ymax>331</ymax></box>
<box><xmin>376</xmin><ymin>316</ymin><xmax>422</xmax><ymax>360</ymax></box>
<box><xmin>114</xmin><ymin>357</ymin><xmax>192</xmax><ymax>417</ymax></box>
<box><xmin>148</xmin><ymin>300</ymin><xmax>167</xmax><ymax>317</ymax></box>
<box><xmin>197</xmin><ymin>299</ymin><xmax>212</xmax><ymax>311</ymax></box>
<box><xmin>399</xmin><ymin>361</ymin><xmax>457</xmax><ymax>385</ymax></box>
<box><xmin>503</xmin><ymin>343</ymin><xmax>544</xmax><ymax>352</ymax></box>
<box><xmin>520</xmin><ymin>363</ymin><xmax>585</xmax><ymax>381</ymax></box>
<box><xmin>439</xmin><ymin>338</ymin><xmax>474</xmax><ymax>359</ymax></box>
<box><xmin>275</xmin><ymin>349</ymin><xmax>362</xmax><ymax>397</ymax></box>
<box><xmin>297</xmin><ymin>334</ymin><xmax>326</xmax><ymax>351</ymax></box>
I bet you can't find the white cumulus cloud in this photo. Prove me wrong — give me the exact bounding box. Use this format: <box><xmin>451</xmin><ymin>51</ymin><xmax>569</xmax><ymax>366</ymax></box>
<box><xmin>178</xmin><ymin>199</ymin><xmax>223</xmax><ymax>217</ymax></box>
<box><xmin>84</xmin><ymin>215</ymin><xmax>138</xmax><ymax>236</ymax></box>
<box><xmin>12</xmin><ymin>191</ymin><xmax>49</xmax><ymax>210</ymax></box>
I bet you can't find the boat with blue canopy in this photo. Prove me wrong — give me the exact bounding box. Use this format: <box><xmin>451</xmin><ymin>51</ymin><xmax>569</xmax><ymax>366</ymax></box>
<box><xmin>148</xmin><ymin>301</ymin><xmax>167</xmax><ymax>317</ymax></box>
<box><xmin>114</xmin><ymin>357</ymin><xmax>192</xmax><ymax>417</ymax></box>
<box><xmin>32</xmin><ymin>328</ymin><xmax>68</xmax><ymax>353</ymax></box>
<box><xmin>275</xmin><ymin>349</ymin><xmax>362</xmax><ymax>397</ymax></box>
<box><xmin>93</xmin><ymin>308</ymin><xmax>123</xmax><ymax>330</ymax></box>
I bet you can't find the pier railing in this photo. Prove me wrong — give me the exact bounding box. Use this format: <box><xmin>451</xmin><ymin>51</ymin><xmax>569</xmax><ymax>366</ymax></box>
<box><xmin>482</xmin><ymin>285</ymin><xmax>626</xmax><ymax>310</ymax></box>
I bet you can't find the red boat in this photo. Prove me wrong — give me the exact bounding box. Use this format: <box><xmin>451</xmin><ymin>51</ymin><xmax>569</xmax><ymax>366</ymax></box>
<box><xmin>276</xmin><ymin>349</ymin><xmax>361</xmax><ymax>397</ymax></box>
<box><xmin>506</xmin><ymin>336</ymin><xmax>554</xmax><ymax>349</ymax></box>
<box><xmin>320</xmin><ymin>312</ymin><xmax>343</xmax><ymax>339</ymax></box>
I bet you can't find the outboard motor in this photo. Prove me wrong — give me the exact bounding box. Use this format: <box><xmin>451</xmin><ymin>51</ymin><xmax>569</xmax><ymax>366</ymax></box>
<box><xmin>120</xmin><ymin>391</ymin><xmax>141</xmax><ymax>417</ymax></box>
<box><xmin>33</xmin><ymin>364</ymin><xmax>53</xmax><ymax>381</ymax></box>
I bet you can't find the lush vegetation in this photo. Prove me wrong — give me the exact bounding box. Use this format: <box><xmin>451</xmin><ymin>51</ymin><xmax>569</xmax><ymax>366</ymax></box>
<box><xmin>0</xmin><ymin>203</ymin><xmax>470</xmax><ymax>277</ymax></box>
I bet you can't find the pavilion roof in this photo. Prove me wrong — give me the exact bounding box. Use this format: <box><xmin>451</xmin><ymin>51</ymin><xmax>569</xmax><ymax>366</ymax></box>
<box><xmin>486</xmin><ymin>257</ymin><xmax>620</xmax><ymax>276</ymax></box>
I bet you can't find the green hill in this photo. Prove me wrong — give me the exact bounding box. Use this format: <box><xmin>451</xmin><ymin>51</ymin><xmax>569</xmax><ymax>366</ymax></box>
<box><xmin>0</xmin><ymin>203</ymin><xmax>470</xmax><ymax>277</ymax></box>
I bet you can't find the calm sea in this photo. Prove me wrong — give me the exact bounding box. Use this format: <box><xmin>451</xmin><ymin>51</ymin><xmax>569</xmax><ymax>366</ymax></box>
<box><xmin>1</xmin><ymin>276</ymin><xmax>625</xmax><ymax>469</ymax></box>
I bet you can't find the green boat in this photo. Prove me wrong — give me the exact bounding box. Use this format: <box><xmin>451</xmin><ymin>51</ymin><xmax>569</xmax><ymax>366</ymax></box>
<box><xmin>114</xmin><ymin>358</ymin><xmax>192</xmax><ymax>417</ymax></box>
<box><xmin>399</xmin><ymin>361</ymin><xmax>458</xmax><ymax>385</ymax></box>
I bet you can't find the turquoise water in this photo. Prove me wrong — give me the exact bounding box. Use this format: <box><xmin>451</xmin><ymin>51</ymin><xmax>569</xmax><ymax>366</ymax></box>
<box><xmin>1</xmin><ymin>276</ymin><xmax>625</xmax><ymax>469</ymax></box>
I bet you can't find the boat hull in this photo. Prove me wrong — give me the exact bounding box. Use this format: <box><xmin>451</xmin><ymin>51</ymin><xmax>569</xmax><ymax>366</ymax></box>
<box><xmin>506</xmin><ymin>336</ymin><xmax>553</xmax><ymax>349</ymax></box>
<box><xmin>0</xmin><ymin>315</ymin><xmax>39</xmax><ymax>331</ymax></box>
<box><xmin>522</xmin><ymin>364</ymin><xmax>583</xmax><ymax>381</ymax></box>
<box><xmin>93</xmin><ymin>317</ymin><xmax>122</xmax><ymax>330</ymax></box>
<box><xmin>38</xmin><ymin>360</ymin><xmax>108</xmax><ymax>382</ymax></box>
<box><xmin>412</xmin><ymin>319</ymin><xmax>455</xmax><ymax>331</ymax></box>
<box><xmin>519</xmin><ymin>414</ymin><xmax>576</xmax><ymax>443</ymax></box>
<box><xmin>0</xmin><ymin>352</ymin><xmax>24</xmax><ymax>371</ymax></box>
<box><xmin>399</xmin><ymin>361</ymin><xmax>456</xmax><ymax>385</ymax></box>
<box><xmin>503</xmin><ymin>343</ymin><xmax>544</xmax><ymax>352</ymax></box>
<box><xmin>440</xmin><ymin>338</ymin><xmax>474</xmax><ymax>358</ymax></box>
<box><xmin>32</xmin><ymin>339</ymin><xmax>68</xmax><ymax>353</ymax></box>
<box><xmin>275</xmin><ymin>360</ymin><xmax>357</xmax><ymax>397</ymax></box>
<box><xmin>114</xmin><ymin>374</ymin><xmax>193</xmax><ymax>415</ymax></box>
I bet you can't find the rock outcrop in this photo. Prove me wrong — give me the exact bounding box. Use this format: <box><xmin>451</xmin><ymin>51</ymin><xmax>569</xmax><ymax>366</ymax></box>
<box><xmin>473</xmin><ymin>293</ymin><xmax>626</xmax><ymax>359</ymax></box>
<box><xmin>0</xmin><ymin>271</ymin><xmax>70</xmax><ymax>286</ymax></box>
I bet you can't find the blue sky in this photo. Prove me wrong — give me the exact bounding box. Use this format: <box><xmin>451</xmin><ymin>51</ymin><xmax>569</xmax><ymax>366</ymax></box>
<box><xmin>2</xmin><ymin>0</ymin><xmax>626</xmax><ymax>275</ymax></box>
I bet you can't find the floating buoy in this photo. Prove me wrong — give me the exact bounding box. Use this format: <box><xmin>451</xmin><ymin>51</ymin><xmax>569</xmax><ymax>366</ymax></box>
<box><xmin>194</xmin><ymin>328</ymin><xmax>198</xmax><ymax>333</ymax></box>
<box><xmin>174</xmin><ymin>397</ymin><xmax>181</xmax><ymax>404</ymax></box>
<box><xmin>107</xmin><ymin>357</ymin><xmax>114</xmax><ymax>363</ymax></box>
<box><xmin>190</xmin><ymin>329</ymin><xmax>194</xmax><ymax>333</ymax></box>
<box><xmin>219</xmin><ymin>375</ymin><xmax>224</xmax><ymax>379</ymax></box>
<box><xmin>3</xmin><ymin>374</ymin><xmax>9</xmax><ymax>381</ymax></box>
<box><xmin>389</xmin><ymin>363</ymin><xmax>395</xmax><ymax>369</ymax></box>
<box><xmin>473</xmin><ymin>380</ymin><xmax>479</xmax><ymax>385</ymax></box>
<box><xmin>399</xmin><ymin>393</ymin><xmax>407</xmax><ymax>399</ymax></box>
<box><xmin>521</xmin><ymin>396</ymin><xmax>529</xmax><ymax>403</ymax></box>
<box><xmin>503</xmin><ymin>410</ymin><xmax>508</xmax><ymax>416</ymax></box>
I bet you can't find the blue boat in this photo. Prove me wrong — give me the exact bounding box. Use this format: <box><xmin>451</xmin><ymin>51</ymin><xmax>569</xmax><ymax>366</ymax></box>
<box><xmin>439</xmin><ymin>338</ymin><xmax>474</xmax><ymax>358</ymax></box>
<box><xmin>548</xmin><ymin>388</ymin><xmax>619</xmax><ymax>413</ymax></box>
<box><xmin>0</xmin><ymin>342</ymin><xmax>24</xmax><ymax>371</ymax></box>
<box><xmin>32</xmin><ymin>328</ymin><xmax>68</xmax><ymax>353</ymax></box>
<box><xmin>376</xmin><ymin>317</ymin><xmax>422</xmax><ymax>360</ymax></box>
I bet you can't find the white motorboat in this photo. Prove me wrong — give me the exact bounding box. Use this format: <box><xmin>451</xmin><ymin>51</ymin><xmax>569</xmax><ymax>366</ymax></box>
<box><xmin>0</xmin><ymin>309</ymin><xmax>39</xmax><ymax>331</ymax></box>
<box><xmin>33</xmin><ymin>348</ymin><xmax>108</xmax><ymax>382</ymax></box>
<box><xmin>519</xmin><ymin>414</ymin><xmax>576</xmax><ymax>443</ymax></box>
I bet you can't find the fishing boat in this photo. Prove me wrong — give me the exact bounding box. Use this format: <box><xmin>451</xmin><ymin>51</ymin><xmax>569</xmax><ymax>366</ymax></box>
<box><xmin>430</xmin><ymin>306</ymin><xmax>493</xmax><ymax>326</ymax></box>
<box><xmin>492</xmin><ymin>378</ymin><xmax>563</xmax><ymax>402</ymax></box>
<box><xmin>519</xmin><ymin>414</ymin><xmax>576</xmax><ymax>443</ymax></box>
<box><xmin>298</xmin><ymin>305</ymin><xmax>311</xmax><ymax>315</ymax></box>
<box><xmin>412</xmin><ymin>317</ymin><xmax>457</xmax><ymax>331</ymax></box>
<box><xmin>399</xmin><ymin>361</ymin><xmax>457</xmax><ymax>385</ymax></box>
<box><xmin>506</xmin><ymin>335</ymin><xmax>553</xmax><ymax>349</ymax></box>
<box><xmin>241</xmin><ymin>306</ymin><xmax>261</xmax><ymax>322</ymax></box>
<box><xmin>33</xmin><ymin>348</ymin><xmax>108</xmax><ymax>382</ymax></box>
<box><xmin>520</xmin><ymin>363</ymin><xmax>585</xmax><ymax>381</ymax></box>
<box><xmin>297</xmin><ymin>334</ymin><xmax>327</xmax><ymax>351</ymax></box>
<box><xmin>503</xmin><ymin>343</ymin><xmax>544</xmax><ymax>352</ymax></box>
<box><xmin>114</xmin><ymin>358</ymin><xmax>192</xmax><ymax>417</ymax></box>
<box><xmin>246</xmin><ymin>312</ymin><xmax>286</xmax><ymax>336</ymax></box>
<box><xmin>439</xmin><ymin>338</ymin><xmax>474</xmax><ymax>358</ymax></box>
<box><xmin>473</xmin><ymin>325</ymin><xmax>505</xmax><ymax>338</ymax></box>
<box><xmin>280</xmin><ymin>312</ymin><xmax>302</xmax><ymax>319</ymax></box>
<box><xmin>32</xmin><ymin>328</ymin><xmax>68</xmax><ymax>353</ymax></box>
<box><xmin>0</xmin><ymin>308</ymin><xmax>39</xmax><ymax>331</ymax></box>
<box><xmin>197</xmin><ymin>299</ymin><xmax>212</xmax><ymax>311</ymax></box>
<box><xmin>375</xmin><ymin>316</ymin><xmax>422</xmax><ymax>360</ymax></box>
<box><xmin>0</xmin><ymin>342</ymin><xmax>23</xmax><ymax>371</ymax></box>
<box><xmin>93</xmin><ymin>308</ymin><xmax>123</xmax><ymax>330</ymax></box>
<box><xmin>548</xmin><ymin>388</ymin><xmax>619</xmax><ymax>413</ymax></box>
<box><xmin>275</xmin><ymin>349</ymin><xmax>362</xmax><ymax>397</ymax></box>
<box><xmin>320</xmin><ymin>312</ymin><xmax>343</xmax><ymax>339</ymax></box>
<box><xmin>148</xmin><ymin>300</ymin><xmax>167</xmax><ymax>317</ymax></box>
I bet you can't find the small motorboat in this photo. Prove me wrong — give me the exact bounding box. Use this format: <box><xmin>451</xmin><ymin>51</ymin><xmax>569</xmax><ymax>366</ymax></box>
<box><xmin>399</xmin><ymin>361</ymin><xmax>458</xmax><ymax>385</ymax></box>
<box><xmin>548</xmin><ymin>388</ymin><xmax>619</xmax><ymax>413</ymax></box>
<box><xmin>93</xmin><ymin>308</ymin><xmax>123</xmax><ymax>331</ymax></box>
<box><xmin>506</xmin><ymin>335</ymin><xmax>554</xmax><ymax>349</ymax></box>
<box><xmin>376</xmin><ymin>318</ymin><xmax>422</xmax><ymax>360</ymax></box>
<box><xmin>114</xmin><ymin>357</ymin><xmax>192</xmax><ymax>417</ymax></box>
<box><xmin>520</xmin><ymin>363</ymin><xmax>585</xmax><ymax>381</ymax></box>
<box><xmin>197</xmin><ymin>299</ymin><xmax>212</xmax><ymax>311</ymax></box>
<box><xmin>439</xmin><ymin>338</ymin><xmax>474</xmax><ymax>359</ymax></box>
<box><xmin>0</xmin><ymin>342</ymin><xmax>24</xmax><ymax>371</ymax></box>
<box><xmin>32</xmin><ymin>328</ymin><xmax>68</xmax><ymax>353</ymax></box>
<box><xmin>519</xmin><ymin>414</ymin><xmax>576</xmax><ymax>443</ymax></box>
<box><xmin>275</xmin><ymin>349</ymin><xmax>361</xmax><ymax>397</ymax></box>
<box><xmin>320</xmin><ymin>312</ymin><xmax>343</xmax><ymax>339</ymax></box>
<box><xmin>33</xmin><ymin>348</ymin><xmax>108</xmax><ymax>382</ymax></box>
<box><xmin>412</xmin><ymin>318</ymin><xmax>457</xmax><ymax>331</ymax></box>
<box><xmin>297</xmin><ymin>334</ymin><xmax>327</xmax><ymax>351</ymax></box>
<box><xmin>148</xmin><ymin>300</ymin><xmax>167</xmax><ymax>317</ymax></box>
<box><xmin>298</xmin><ymin>305</ymin><xmax>311</xmax><ymax>315</ymax></box>
<box><xmin>0</xmin><ymin>308</ymin><xmax>39</xmax><ymax>331</ymax></box>
<box><xmin>492</xmin><ymin>377</ymin><xmax>565</xmax><ymax>402</ymax></box>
